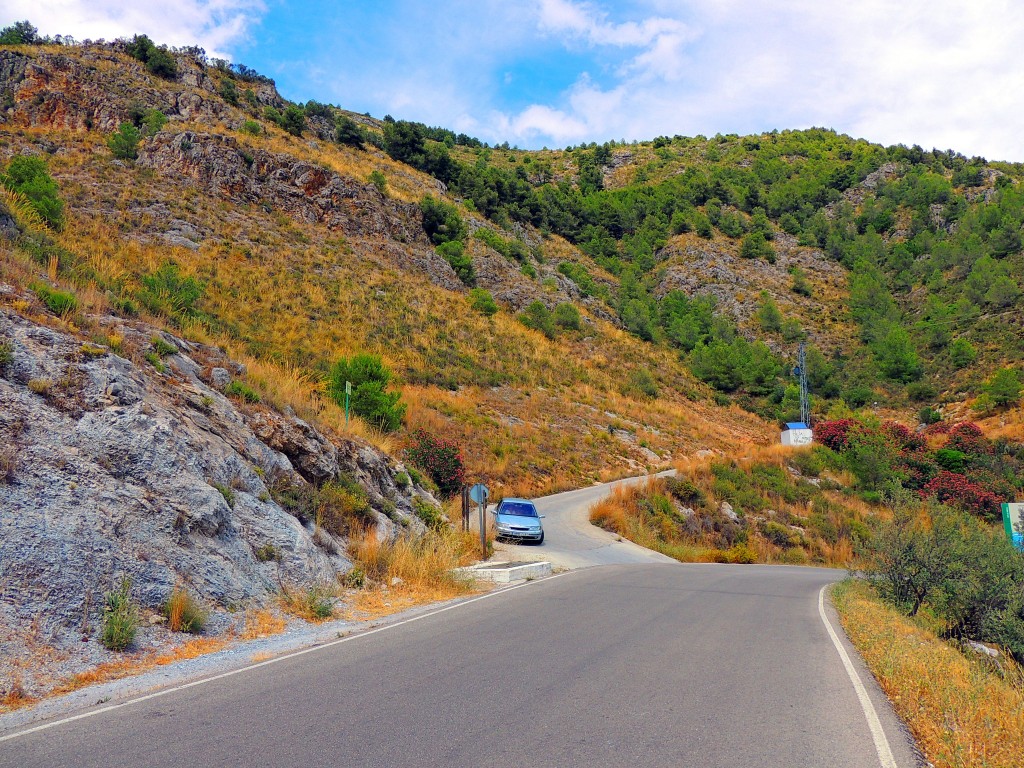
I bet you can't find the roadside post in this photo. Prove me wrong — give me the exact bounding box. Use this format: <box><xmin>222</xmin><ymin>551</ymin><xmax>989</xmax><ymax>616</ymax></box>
<box><xmin>469</xmin><ymin>483</ymin><xmax>489</xmax><ymax>559</ymax></box>
<box><xmin>344</xmin><ymin>380</ymin><xmax>351</xmax><ymax>429</ymax></box>
<box><xmin>461</xmin><ymin>485</ymin><xmax>470</xmax><ymax>532</ymax></box>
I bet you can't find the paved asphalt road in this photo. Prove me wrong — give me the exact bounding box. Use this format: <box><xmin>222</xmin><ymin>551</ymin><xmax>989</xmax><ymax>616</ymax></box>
<box><xmin>2</xmin><ymin>475</ymin><xmax>921</xmax><ymax>767</ymax></box>
<box><xmin>1</xmin><ymin>565</ymin><xmax>919</xmax><ymax>767</ymax></box>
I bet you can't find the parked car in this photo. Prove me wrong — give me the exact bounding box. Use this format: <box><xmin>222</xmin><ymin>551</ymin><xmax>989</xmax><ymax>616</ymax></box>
<box><xmin>492</xmin><ymin>498</ymin><xmax>545</xmax><ymax>544</ymax></box>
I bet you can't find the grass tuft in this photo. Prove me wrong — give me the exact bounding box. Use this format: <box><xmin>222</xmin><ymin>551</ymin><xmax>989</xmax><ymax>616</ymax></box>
<box><xmin>100</xmin><ymin>577</ymin><xmax>139</xmax><ymax>651</ymax></box>
<box><xmin>163</xmin><ymin>587</ymin><xmax>207</xmax><ymax>634</ymax></box>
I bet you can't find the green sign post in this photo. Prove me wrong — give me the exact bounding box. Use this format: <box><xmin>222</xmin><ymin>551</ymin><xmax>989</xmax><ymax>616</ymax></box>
<box><xmin>1002</xmin><ymin>502</ymin><xmax>1024</xmax><ymax>550</ymax></box>
<box><xmin>344</xmin><ymin>380</ymin><xmax>352</xmax><ymax>429</ymax></box>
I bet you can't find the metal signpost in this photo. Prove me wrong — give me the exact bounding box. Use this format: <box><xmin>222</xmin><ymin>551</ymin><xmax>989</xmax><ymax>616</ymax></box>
<box><xmin>469</xmin><ymin>483</ymin><xmax>489</xmax><ymax>559</ymax></box>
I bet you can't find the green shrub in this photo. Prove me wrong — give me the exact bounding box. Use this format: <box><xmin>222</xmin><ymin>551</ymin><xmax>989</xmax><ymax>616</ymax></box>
<box><xmin>335</xmin><ymin>116</ymin><xmax>365</xmax><ymax>147</ymax></box>
<box><xmin>862</xmin><ymin>505</ymin><xmax>1024</xmax><ymax>658</ymax></box>
<box><xmin>919</xmin><ymin>407</ymin><xmax>942</xmax><ymax>425</ymax></box>
<box><xmin>219</xmin><ymin>78</ymin><xmax>239</xmax><ymax>106</ymax></box>
<box><xmin>137</xmin><ymin>262</ymin><xmax>204</xmax><ymax>321</ymax></box>
<box><xmin>664</xmin><ymin>476</ymin><xmax>705</xmax><ymax>505</ymax></box>
<box><xmin>420</xmin><ymin>196</ymin><xmax>466</xmax><ymax>245</ymax></box>
<box><xmin>240</xmin><ymin>119</ymin><xmax>261</xmax><ymax>136</ymax></box>
<box><xmin>623</xmin><ymin>368</ymin><xmax>659</xmax><ymax>399</ymax></box>
<box><xmin>144</xmin><ymin>351</ymin><xmax>167</xmax><ymax>372</ymax></box>
<box><xmin>101</xmin><ymin>577</ymin><xmax>139</xmax><ymax>651</ymax></box>
<box><xmin>280</xmin><ymin>105</ymin><xmax>306</xmax><ymax>136</ymax></box>
<box><xmin>412</xmin><ymin>496</ymin><xmax>446</xmax><ymax>529</ymax></box>
<box><xmin>0</xmin><ymin>340</ymin><xmax>12</xmax><ymax>370</ymax></box>
<box><xmin>394</xmin><ymin>471</ymin><xmax>411</xmax><ymax>489</ymax></box>
<box><xmin>315</xmin><ymin>477</ymin><xmax>374</xmax><ymax>536</ymax></box>
<box><xmin>740</xmin><ymin>232</ymin><xmax>775</xmax><ymax>261</ymax></box>
<box><xmin>145</xmin><ymin>47</ymin><xmax>178</xmax><ymax>79</ymax></box>
<box><xmin>468</xmin><ymin>288</ymin><xmax>498</xmax><ymax>316</ymax></box>
<box><xmin>225</xmin><ymin>380</ymin><xmax>261</xmax><ymax>403</ymax></box>
<box><xmin>282</xmin><ymin>584</ymin><xmax>334</xmax><ymax>621</ymax></box>
<box><xmin>326</xmin><ymin>353</ymin><xmax>406</xmax><ymax>432</ymax></box>
<box><xmin>436</xmin><ymin>240</ymin><xmax>474</xmax><ymax>285</ymax></box>
<box><xmin>552</xmin><ymin>302</ymin><xmax>582</xmax><ymax>330</ymax></box>
<box><xmin>906</xmin><ymin>381</ymin><xmax>937</xmax><ymax>402</ymax></box>
<box><xmin>151</xmin><ymin>336</ymin><xmax>177</xmax><ymax>357</ymax></box>
<box><xmin>142</xmin><ymin>109</ymin><xmax>167</xmax><ymax>136</ymax></box>
<box><xmin>31</xmin><ymin>282</ymin><xmax>77</xmax><ymax>315</ymax></box>
<box><xmin>368</xmin><ymin>169</ymin><xmax>387</xmax><ymax>194</ymax></box>
<box><xmin>107</xmin><ymin>122</ymin><xmax>142</xmax><ymax>161</ymax></box>
<box><xmin>163</xmin><ymin>587</ymin><xmax>207</xmax><ymax>634</ymax></box>
<box><xmin>948</xmin><ymin>338</ymin><xmax>976</xmax><ymax>369</ymax></box>
<box><xmin>790</xmin><ymin>267</ymin><xmax>813</xmax><ymax>296</ymax></box>
<box><xmin>519</xmin><ymin>300</ymin><xmax>556</xmax><ymax>339</ymax></box>
<box><xmin>2</xmin><ymin>155</ymin><xmax>64</xmax><ymax>228</ymax></box>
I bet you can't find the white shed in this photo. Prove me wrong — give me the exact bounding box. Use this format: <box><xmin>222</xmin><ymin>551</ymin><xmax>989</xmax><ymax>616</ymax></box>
<box><xmin>781</xmin><ymin>422</ymin><xmax>813</xmax><ymax>446</ymax></box>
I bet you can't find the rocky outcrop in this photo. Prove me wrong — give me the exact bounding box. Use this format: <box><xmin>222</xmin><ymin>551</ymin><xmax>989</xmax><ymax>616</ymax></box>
<box><xmin>135</xmin><ymin>131</ymin><xmax>464</xmax><ymax>291</ymax></box>
<box><xmin>0</xmin><ymin>46</ymin><xmax>283</xmax><ymax>133</ymax></box>
<box><xmin>0</xmin><ymin>291</ymin><xmax>438</xmax><ymax>668</ymax></box>
<box><xmin>655</xmin><ymin>233</ymin><xmax>848</xmax><ymax>344</ymax></box>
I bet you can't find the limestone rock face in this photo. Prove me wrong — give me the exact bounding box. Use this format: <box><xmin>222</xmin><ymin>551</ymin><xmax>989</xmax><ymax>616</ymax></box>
<box><xmin>0</xmin><ymin>297</ymin><xmax>435</xmax><ymax>656</ymax></box>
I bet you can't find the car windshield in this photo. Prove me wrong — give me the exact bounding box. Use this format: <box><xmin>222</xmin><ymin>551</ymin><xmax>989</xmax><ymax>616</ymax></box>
<box><xmin>499</xmin><ymin>502</ymin><xmax>538</xmax><ymax>517</ymax></box>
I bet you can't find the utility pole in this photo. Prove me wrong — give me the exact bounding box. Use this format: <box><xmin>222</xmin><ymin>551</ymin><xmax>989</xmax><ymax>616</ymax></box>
<box><xmin>797</xmin><ymin>343</ymin><xmax>810</xmax><ymax>426</ymax></box>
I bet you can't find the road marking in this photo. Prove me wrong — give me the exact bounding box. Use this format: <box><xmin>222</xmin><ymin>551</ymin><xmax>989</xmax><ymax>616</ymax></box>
<box><xmin>818</xmin><ymin>585</ymin><xmax>898</xmax><ymax>768</ymax></box>
<box><xmin>0</xmin><ymin>573</ymin><xmax>569</xmax><ymax>744</ymax></box>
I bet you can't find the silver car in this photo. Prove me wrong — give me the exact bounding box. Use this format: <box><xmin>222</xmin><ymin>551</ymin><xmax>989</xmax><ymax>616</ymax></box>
<box><xmin>493</xmin><ymin>498</ymin><xmax>545</xmax><ymax>544</ymax></box>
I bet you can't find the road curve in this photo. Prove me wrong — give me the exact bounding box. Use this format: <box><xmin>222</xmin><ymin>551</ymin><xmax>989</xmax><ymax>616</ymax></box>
<box><xmin>0</xmin><ymin>564</ymin><xmax>920</xmax><ymax>768</ymax></box>
<box><xmin>494</xmin><ymin>472</ymin><xmax>678</xmax><ymax>568</ymax></box>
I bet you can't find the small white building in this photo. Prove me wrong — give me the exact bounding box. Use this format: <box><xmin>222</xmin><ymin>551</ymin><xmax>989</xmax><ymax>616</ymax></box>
<box><xmin>781</xmin><ymin>422</ymin><xmax>813</xmax><ymax>446</ymax></box>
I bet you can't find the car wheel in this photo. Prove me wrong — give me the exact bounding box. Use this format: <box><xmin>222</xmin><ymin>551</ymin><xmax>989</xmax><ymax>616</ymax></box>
<box><xmin>536</xmin><ymin>532</ymin><xmax>544</xmax><ymax>545</ymax></box>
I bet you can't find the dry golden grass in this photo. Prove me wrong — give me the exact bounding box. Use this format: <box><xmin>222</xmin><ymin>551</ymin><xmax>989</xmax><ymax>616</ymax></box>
<box><xmin>241</xmin><ymin>608</ymin><xmax>288</xmax><ymax>640</ymax></box>
<box><xmin>0</xmin><ymin>671</ymin><xmax>36</xmax><ymax>712</ymax></box>
<box><xmin>345</xmin><ymin>529</ymin><xmax>478</xmax><ymax>619</ymax></box>
<box><xmin>833</xmin><ymin>580</ymin><xmax>1024</xmax><ymax>768</ymax></box>
<box><xmin>52</xmin><ymin>636</ymin><xmax>230</xmax><ymax>697</ymax></box>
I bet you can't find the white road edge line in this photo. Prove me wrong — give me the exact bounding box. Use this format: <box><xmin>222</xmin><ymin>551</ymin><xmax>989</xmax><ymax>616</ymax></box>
<box><xmin>0</xmin><ymin>572</ymin><xmax>570</xmax><ymax>744</ymax></box>
<box><xmin>818</xmin><ymin>585</ymin><xmax>898</xmax><ymax>768</ymax></box>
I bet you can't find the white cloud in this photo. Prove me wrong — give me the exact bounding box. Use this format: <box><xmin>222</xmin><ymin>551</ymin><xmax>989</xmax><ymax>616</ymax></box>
<box><xmin>1</xmin><ymin>0</ymin><xmax>265</xmax><ymax>59</ymax></box>
<box><xmin>498</xmin><ymin>0</ymin><xmax>1024</xmax><ymax>160</ymax></box>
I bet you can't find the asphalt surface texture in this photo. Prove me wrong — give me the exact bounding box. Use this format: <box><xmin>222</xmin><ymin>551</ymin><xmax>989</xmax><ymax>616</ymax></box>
<box><xmin>1</xmin><ymin>474</ymin><xmax>922</xmax><ymax>767</ymax></box>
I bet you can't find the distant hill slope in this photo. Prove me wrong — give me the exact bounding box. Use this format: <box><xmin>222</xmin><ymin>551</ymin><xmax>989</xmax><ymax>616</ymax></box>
<box><xmin>1</xmin><ymin>34</ymin><xmax>1022</xmax><ymax>495</ymax></box>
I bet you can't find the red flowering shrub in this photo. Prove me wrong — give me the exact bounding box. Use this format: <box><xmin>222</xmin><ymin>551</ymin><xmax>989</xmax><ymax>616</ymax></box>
<box><xmin>922</xmin><ymin>421</ymin><xmax>953</xmax><ymax>437</ymax></box>
<box><xmin>815</xmin><ymin>419</ymin><xmax>857</xmax><ymax>452</ymax></box>
<box><xmin>405</xmin><ymin>429</ymin><xmax>466</xmax><ymax>499</ymax></box>
<box><xmin>881</xmin><ymin>420</ymin><xmax>925</xmax><ymax>453</ymax></box>
<box><xmin>946</xmin><ymin>422</ymin><xmax>991</xmax><ymax>456</ymax></box>
<box><xmin>921</xmin><ymin>471</ymin><xmax>1002</xmax><ymax>519</ymax></box>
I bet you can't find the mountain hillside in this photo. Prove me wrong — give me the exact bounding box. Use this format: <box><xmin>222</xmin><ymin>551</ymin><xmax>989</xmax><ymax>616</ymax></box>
<box><xmin>0</xmin><ymin>38</ymin><xmax>777</xmax><ymax>501</ymax></box>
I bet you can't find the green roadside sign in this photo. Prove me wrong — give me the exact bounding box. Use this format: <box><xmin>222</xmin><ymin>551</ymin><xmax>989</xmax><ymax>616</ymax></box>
<box><xmin>1002</xmin><ymin>502</ymin><xmax>1024</xmax><ymax>550</ymax></box>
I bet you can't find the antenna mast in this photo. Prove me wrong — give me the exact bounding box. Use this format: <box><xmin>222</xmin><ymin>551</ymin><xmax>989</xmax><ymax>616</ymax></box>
<box><xmin>797</xmin><ymin>343</ymin><xmax>810</xmax><ymax>426</ymax></box>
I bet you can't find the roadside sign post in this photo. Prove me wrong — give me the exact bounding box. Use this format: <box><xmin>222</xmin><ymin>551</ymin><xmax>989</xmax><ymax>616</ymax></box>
<box><xmin>469</xmin><ymin>483</ymin><xmax>489</xmax><ymax>559</ymax></box>
<box><xmin>461</xmin><ymin>485</ymin><xmax>470</xmax><ymax>532</ymax></box>
<box><xmin>344</xmin><ymin>381</ymin><xmax>352</xmax><ymax>429</ymax></box>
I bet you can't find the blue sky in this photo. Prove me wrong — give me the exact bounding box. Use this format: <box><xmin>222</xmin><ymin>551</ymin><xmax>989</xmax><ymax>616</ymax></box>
<box><xmin>7</xmin><ymin>1</ymin><xmax>1024</xmax><ymax>160</ymax></box>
